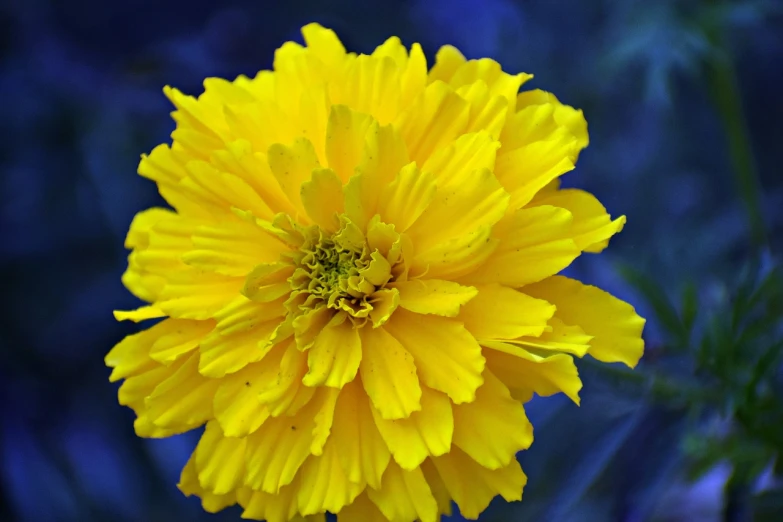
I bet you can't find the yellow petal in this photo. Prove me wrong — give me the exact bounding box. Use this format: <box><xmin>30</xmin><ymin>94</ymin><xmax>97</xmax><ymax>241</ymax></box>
<box><xmin>132</xmin><ymin>216</ymin><xmax>196</xmax><ymax>274</ymax></box>
<box><xmin>531</xmin><ymin>188</ymin><xmax>626</xmax><ymax>253</ymax></box>
<box><xmin>311</xmin><ymin>387</ymin><xmax>339</xmax><ymax>456</ymax></box>
<box><xmin>343</xmin><ymin>123</ymin><xmax>409</xmax><ymax>230</ymax></box>
<box><xmin>113</xmin><ymin>306</ymin><xmax>165</xmax><ymax>323</ymax></box>
<box><xmin>302</xmin><ymin>23</ymin><xmax>346</xmax><ymax>70</ymax></box>
<box><xmin>240</xmin><ymin>478</ymin><xmax>301</xmax><ymax>522</ymax></box>
<box><xmin>456</xmin><ymin>81</ymin><xmax>509</xmax><ymax>139</ymax></box>
<box><xmin>121</xmin><ymin>259</ymin><xmax>165</xmax><ymax>303</ymax></box>
<box><xmin>431</xmin><ymin>447</ymin><xmax>527</xmax><ymax>519</ymax></box>
<box><xmin>257</xmin><ymin>342</ymin><xmax>315</xmax><ymax>417</ymax></box>
<box><xmin>409</xmin><ymin>167</ymin><xmax>509</xmax><ymax>263</ymax></box>
<box><xmin>149</xmin><ymin>319</ymin><xmax>214</xmax><ymax>365</ymax></box>
<box><xmin>273</xmin><ymin>40</ymin><xmax>326</xmax><ymax>116</ymax></box>
<box><xmin>515</xmin><ymin>88</ymin><xmax>589</xmax><ymax>157</ymax></box>
<box><xmin>242</xmin><ymin>262</ymin><xmax>295</xmax><ymax>302</ymax></box>
<box><xmin>502</xmin><ymin>102</ymin><xmax>559</xmax><ymax>150</ymax></box>
<box><xmin>371</xmin><ymin>385</ymin><xmax>453</xmax><ymax>470</ymax></box>
<box><xmin>508</xmin><ymin>317</ymin><xmax>592</xmax><ymax>357</ymax></box>
<box><xmin>390</xmin><ymin>279</ymin><xmax>477</xmax><ymax>317</ymax></box>
<box><xmin>163</xmin><ymin>85</ymin><xmax>226</xmax><ymax>152</ymax></box>
<box><xmin>134</xmin><ymin>413</ymin><xmax>183</xmax><ymax>438</ymax></box>
<box><xmin>331</xmin><ymin>56</ymin><xmax>400</xmax><ymax>126</ymax></box>
<box><xmin>421</xmin><ymin>459</ymin><xmax>453</xmax><ymax>517</ymax></box>
<box><xmin>421</xmin><ymin>131</ymin><xmax>499</xmax><ymax>187</ymax></box>
<box><xmin>410</xmin><ymin>225</ymin><xmax>499</xmax><ymax>280</ymax></box>
<box><xmin>325</xmin><ymin>105</ymin><xmax>376</xmax><ymax>182</ymax></box>
<box><xmin>178</xmin><ymin>454</ymin><xmax>237</xmax><ymax>513</ymax></box>
<box><xmin>376</xmin><ymin>162</ymin><xmax>437</xmax><ymax>232</ymax></box>
<box><xmin>495</xmin><ymin>129</ymin><xmax>577</xmax><ymax>209</ymax></box>
<box><xmin>211</xmin><ymin>141</ymin><xmax>297</xmax><ymax>216</ymax></box>
<box><xmin>213</xmin><ymin>295</ymin><xmax>286</xmax><ymax>336</ymax></box>
<box><xmin>296</xmin><ymin>440</ymin><xmax>362</xmax><ymax>516</ymax></box>
<box><xmin>396</xmin><ymin>81</ymin><xmax>469</xmax><ymax>165</ymax></box>
<box><xmin>212</xmin><ymin>355</ymin><xmax>279</xmax><ymax>437</ymax></box>
<box><xmin>195</xmin><ymin>421</ymin><xmax>246</xmax><ymax>495</ymax></box>
<box><xmin>372</xmin><ymin>35</ymin><xmax>408</xmax><ymax>69</ymax></box>
<box><xmin>138</xmin><ymin>143</ymin><xmax>188</xmax><ymax>187</ymax></box>
<box><xmin>484</xmin><ymin>343</ymin><xmax>582</xmax><ymax>404</ymax></box>
<box><xmin>448</xmin><ymin>58</ymin><xmax>530</xmax><ymax>114</ymax></box>
<box><xmin>182</xmin><ymin>160</ymin><xmax>274</xmax><ymax>218</ymax></box>
<box><xmin>427</xmin><ymin>45</ymin><xmax>466</xmax><ymax>84</ymax></box>
<box><xmin>524</xmin><ymin>275</ymin><xmax>645</xmax><ymax>367</ymax></box>
<box><xmin>118</xmin><ymin>360</ymin><xmax>180</xmax><ymax>411</ymax></box>
<box><xmin>463</xmin><ymin>205</ymin><xmax>579</xmax><ymax>287</ymax></box>
<box><xmin>366</xmin><ymin>461</ymin><xmax>438</xmax><ymax>522</ymax></box>
<box><xmin>244</xmin><ymin>389</ymin><xmax>332</xmax><ymax>494</ymax></box>
<box><xmin>358</xmin><ymin>250</ymin><xmax>392</xmax><ymax>287</ymax></box>
<box><xmin>157</xmin><ymin>272</ymin><xmax>244</xmax><ymax>320</ymax></box>
<box><xmin>292</xmin><ymin>305</ymin><xmax>335</xmax><ymax>351</ymax></box>
<box><xmin>368</xmin><ymin>287</ymin><xmax>400</xmax><ymax>327</ymax></box>
<box><xmin>336</xmin><ymin>492</ymin><xmax>388</xmax><ymax>522</ymax></box>
<box><xmin>385</xmin><ymin>309</ymin><xmax>484</xmax><ymax>404</ymax></box>
<box><xmin>145</xmin><ymin>352</ymin><xmax>220</xmax><ymax>431</ymax></box>
<box><xmin>452</xmin><ymin>370</ymin><xmax>534</xmax><ymax>468</ymax></box>
<box><xmin>267</xmin><ymin>137</ymin><xmax>321</xmax><ymax>220</ymax></box>
<box><xmin>302</xmin><ymin>319</ymin><xmax>362</xmax><ymax>388</ymax></box>
<box><xmin>198</xmin><ymin>320</ymin><xmax>279</xmax><ymax>378</ymax></box>
<box><xmin>359</xmin><ymin>325</ymin><xmax>422</xmax><ymax>420</ymax></box>
<box><xmin>459</xmin><ymin>284</ymin><xmax>554</xmax><ymax>340</ymax></box>
<box><xmin>330</xmin><ymin>380</ymin><xmax>391</xmax><ymax>489</ymax></box>
<box><xmin>124</xmin><ymin>207</ymin><xmax>177</xmax><ymax>249</ymax></box>
<box><xmin>106</xmin><ymin>325</ymin><xmax>161</xmax><ymax>382</ymax></box>
<box><xmin>182</xmin><ymin>219</ymin><xmax>288</xmax><ymax>277</ymax></box>
<box><xmin>300</xmin><ymin>168</ymin><xmax>344</xmax><ymax>231</ymax></box>
<box><xmin>400</xmin><ymin>43</ymin><xmax>427</xmax><ymax>109</ymax></box>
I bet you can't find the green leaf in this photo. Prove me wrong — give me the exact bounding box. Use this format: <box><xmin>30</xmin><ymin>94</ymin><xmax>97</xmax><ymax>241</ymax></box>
<box><xmin>751</xmin><ymin>487</ymin><xmax>783</xmax><ymax>522</ymax></box>
<box><xmin>618</xmin><ymin>264</ymin><xmax>685</xmax><ymax>343</ymax></box>
<box><xmin>681</xmin><ymin>281</ymin><xmax>698</xmax><ymax>336</ymax></box>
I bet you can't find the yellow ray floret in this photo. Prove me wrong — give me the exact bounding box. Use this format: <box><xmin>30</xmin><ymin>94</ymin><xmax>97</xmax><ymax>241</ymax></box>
<box><xmin>106</xmin><ymin>22</ymin><xmax>645</xmax><ymax>521</ymax></box>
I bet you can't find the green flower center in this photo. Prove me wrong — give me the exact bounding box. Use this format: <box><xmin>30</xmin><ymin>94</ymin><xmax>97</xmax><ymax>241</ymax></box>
<box><xmin>289</xmin><ymin>219</ymin><xmax>392</xmax><ymax>318</ymax></box>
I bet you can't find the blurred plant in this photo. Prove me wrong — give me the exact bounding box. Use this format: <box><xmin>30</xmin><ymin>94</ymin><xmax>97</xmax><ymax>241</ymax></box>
<box><xmin>500</xmin><ymin>3</ymin><xmax>783</xmax><ymax>521</ymax></box>
<box><xmin>605</xmin><ymin>0</ymin><xmax>780</xmax><ymax>249</ymax></box>
<box><xmin>615</xmin><ymin>255</ymin><xmax>783</xmax><ymax>521</ymax></box>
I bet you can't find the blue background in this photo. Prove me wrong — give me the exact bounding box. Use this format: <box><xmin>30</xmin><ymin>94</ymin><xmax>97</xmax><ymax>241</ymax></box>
<box><xmin>1</xmin><ymin>1</ymin><xmax>782</xmax><ymax>521</ymax></box>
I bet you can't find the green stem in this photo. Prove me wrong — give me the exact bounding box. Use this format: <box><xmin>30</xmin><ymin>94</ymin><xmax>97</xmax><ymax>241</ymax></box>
<box><xmin>705</xmin><ymin>46</ymin><xmax>769</xmax><ymax>249</ymax></box>
<box><xmin>723</xmin><ymin>472</ymin><xmax>751</xmax><ymax>522</ymax></box>
<box><xmin>580</xmin><ymin>358</ymin><xmax>717</xmax><ymax>407</ymax></box>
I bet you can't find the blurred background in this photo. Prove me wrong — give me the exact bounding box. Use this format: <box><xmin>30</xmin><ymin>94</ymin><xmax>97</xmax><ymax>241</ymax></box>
<box><xmin>1</xmin><ymin>0</ymin><xmax>782</xmax><ymax>521</ymax></box>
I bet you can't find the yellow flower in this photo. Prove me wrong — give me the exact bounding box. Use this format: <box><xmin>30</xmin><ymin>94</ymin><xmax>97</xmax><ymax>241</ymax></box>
<box><xmin>106</xmin><ymin>23</ymin><xmax>645</xmax><ymax>522</ymax></box>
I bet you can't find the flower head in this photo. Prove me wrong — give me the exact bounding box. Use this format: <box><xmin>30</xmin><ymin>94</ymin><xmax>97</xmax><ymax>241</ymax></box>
<box><xmin>107</xmin><ymin>23</ymin><xmax>645</xmax><ymax>522</ymax></box>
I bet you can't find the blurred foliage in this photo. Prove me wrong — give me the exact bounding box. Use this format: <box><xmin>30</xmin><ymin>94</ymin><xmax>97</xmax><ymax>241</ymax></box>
<box><xmin>1</xmin><ymin>0</ymin><xmax>782</xmax><ymax>521</ymax></box>
<box><xmin>624</xmin><ymin>257</ymin><xmax>783</xmax><ymax>518</ymax></box>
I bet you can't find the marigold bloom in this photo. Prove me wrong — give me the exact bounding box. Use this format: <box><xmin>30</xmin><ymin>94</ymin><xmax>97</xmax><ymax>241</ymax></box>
<box><xmin>106</xmin><ymin>23</ymin><xmax>645</xmax><ymax>521</ymax></box>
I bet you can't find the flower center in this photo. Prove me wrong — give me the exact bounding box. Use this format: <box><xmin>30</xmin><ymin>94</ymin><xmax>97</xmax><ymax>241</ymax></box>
<box><xmin>289</xmin><ymin>219</ymin><xmax>393</xmax><ymax>319</ymax></box>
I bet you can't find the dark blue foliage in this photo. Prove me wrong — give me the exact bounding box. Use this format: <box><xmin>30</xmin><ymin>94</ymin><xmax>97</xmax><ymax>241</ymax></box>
<box><xmin>1</xmin><ymin>1</ymin><xmax>781</xmax><ymax>521</ymax></box>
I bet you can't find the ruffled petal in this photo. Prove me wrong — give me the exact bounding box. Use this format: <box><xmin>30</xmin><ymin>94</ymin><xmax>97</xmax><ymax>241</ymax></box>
<box><xmin>385</xmin><ymin>309</ymin><xmax>484</xmax><ymax>404</ymax></box>
<box><xmin>366</xmin><ymin>461</ymin><xmax>438</xmax><ymax>522</ymax></box>
<box><xmin>430</xmin><ymin>447</ymin><xmax>527</xmax><ymax>519</ymax></box>
<box><xmin>451</xmin><ymin>370</ymin><xmax>533</xmax><ymax>469</ymax></box>
<box><xmin>484</xmin><ymin>343</ymin><xmax>583</xmax><ymax>404</ymax></box>
<box><xmin>524</xmin><ymin>275</ymin><xmax>646</xmax><ymax>367</ymax></box>
<box><xmin>459</xmin><ymin>284</ymin><xmax>554</xmax><ymax>340</ymax></box>
<box><xmin>390</xmin><ymin>279</ymin><xmax>477</xmax><ymax>317</ymax></box>
<box><xmin>330</xmin><ymin>380</ymin><xmax>391</xmax><ymax>490</ymax></box>
<box><xmin>371</xmin><ymin>385</ymin><xmax>453</xmax><ymax>470</ymax></box>
<box><xmin>359</xmin><ymin>325</ymin><xmax>422</xmax><ymax>420</ymax></box>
